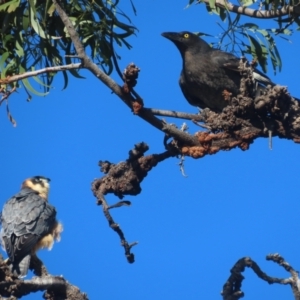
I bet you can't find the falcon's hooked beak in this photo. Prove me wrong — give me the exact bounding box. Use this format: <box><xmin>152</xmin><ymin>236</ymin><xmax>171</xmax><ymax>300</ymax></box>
<box><xmin>21</xmin><ymin>176</ymin><xmax>51</xmax><ymax>200</ymax></box>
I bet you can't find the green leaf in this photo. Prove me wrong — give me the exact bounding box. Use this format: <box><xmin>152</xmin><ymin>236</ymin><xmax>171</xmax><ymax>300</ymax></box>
<box><xmin>188</xmin><ymin>0</ymin><xmax>196</xmax><ymax>4</ymax></box>
<box><xmin>129</xmin><ymin>0</ymin><xmax>137</xmax><ymax>15</ymax></box>
<box><xmin>240</xmin><ymin>0</ymin><xmax>256</xmax><ymax>6</ymax></box>
<box><xmin>3</xmin><ymin>57</ymin><xmax>17</xmax><ymax>77</ymax></box>
<box><xmin>247</xmin><ymin>35</ymin><xmax>267</xmax><ymax>72</ymax></box>
<box><xmin>47</xmin><ymin>3</ymin><xmax>56</xmax><ymax>16</ymax></box>
<box><xmin>6</xmin><ymin>101</ymin><xmax>17</xmax><ymax>127</ymax></box>
<box><xmin>15</xmin><ymin>35</ymin><xmax>25</xmax><ymax>57</ymax></box>
<box><xmin>82</xmin><ymin>34</ymin><xmax>94</xmax><ymax>44</ymax></box>
<box><xmin>22</xmin><ymin>77</ymin><xmax>50</xmax><ymax>96</ymax></box>
<box><xmin>208</xmin><ymin>0</ymin><xmax>216</xmax><ymax>9</ymax></box>
<box><xmin>28</xmin><ymin>0</ymin><xmax>49</xmax><ymax>39</ymax></box>
<box><xmin>0</xmin><ymin>0</ymin><xmax>19</xmax><ymax>12</ymax></box>
<box><xmin>283</xmin><ymin>29</ymin><xmax>292</xmax><ymax>35</ymax></box>
<box><xmin>219</xmin><ymin>7</ymin><xmax>227</xmax><ymax>21</ymax></box>
<box><xmin>3</xmin><ymin>34</ymin><xmax>14</xmax><ymax>51</ymax></box>
<box><xmin>22</xmin><ymin>9</ymin><xmax>30</xmax><ymax>31</ymax></box>
<box><xmin>243</xmin><ymin>23</ymin><xmax>259</xmax><ymax>30</ymax></box>
<box><xmin>7</xmin><ymin>0</ymin><xmax>20</xmax><ymax>12</ymax></box>
<box><xmin>0</xmin><ymin>52</ymin><xmax>10</xmax><ymax>75</ymax></box>
<box><xmin>273</xmin><ymin>45</ymin><xmax>282</xmax><ymax>72</ymax></box>
<box><xmin>31</xmin><ymin>68</ymin><xmax>52</xmax><ymax>92</ymax></box>
<box><xmin>18</xmin><ymin>64</ymin><xmax>49</xmax><ymax>96</ymax></box>
<box><xmin>61</xmin><ymin>70</ymin><xmax>68</xmax><ymax>90</ymax></box>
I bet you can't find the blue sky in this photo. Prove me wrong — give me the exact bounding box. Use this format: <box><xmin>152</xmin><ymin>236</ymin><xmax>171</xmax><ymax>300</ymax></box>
<box><xmin>1</xmin><ymin>1</ymin><xmax>300</xmax><ymax>299</ymax></box>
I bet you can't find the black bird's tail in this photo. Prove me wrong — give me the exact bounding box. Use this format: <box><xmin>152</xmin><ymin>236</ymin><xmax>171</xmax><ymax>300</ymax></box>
<box><xmin>11</xmin><ymin>255</ymin><xmax>31</xmax><ymax>278</ymax></box>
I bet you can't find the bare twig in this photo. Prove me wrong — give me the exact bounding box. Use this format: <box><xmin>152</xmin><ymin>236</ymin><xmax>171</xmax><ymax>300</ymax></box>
<box><xmin>148</xmin><ymin>108</ymin><xmax>205</xmax><ymax>121</ymax></box>
<box><xmin>0</xmin><ymin>64</ymin><xmax>81</xmax><ymax>85</ymax></box>
<box><xmin>94</xmin><ymin>192</ymin><xmax>137</xmax><ymax>263</ymax></box>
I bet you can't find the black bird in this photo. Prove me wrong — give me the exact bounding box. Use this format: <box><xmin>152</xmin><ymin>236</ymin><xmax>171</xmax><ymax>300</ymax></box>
<box><xmin>162</xmin><ymin>31</ymin><xmax>275</xmax><ymax>112</ymax></box>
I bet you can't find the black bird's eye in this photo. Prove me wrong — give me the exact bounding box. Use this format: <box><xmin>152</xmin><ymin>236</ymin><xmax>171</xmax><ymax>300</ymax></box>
<box><xmin>183</xmin><ymin>33</ymin><xmax>189</xmax><ymax>39</ymax></box>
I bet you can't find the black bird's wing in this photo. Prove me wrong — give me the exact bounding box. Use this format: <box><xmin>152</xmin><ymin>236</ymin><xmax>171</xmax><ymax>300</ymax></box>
<box><xmin>1</xmin><ymin>188</ymin><xmax>56</xmax><ymax>263</ymax></box>
<box><xmin>210</xmin><ymin>49</ymin><xmax>240</xmax><ymax>71</ymax></box>
<box><xmin>210</xmin><ymin>49</ymin><xmax>275</xmax><ymax>86</ymax></box>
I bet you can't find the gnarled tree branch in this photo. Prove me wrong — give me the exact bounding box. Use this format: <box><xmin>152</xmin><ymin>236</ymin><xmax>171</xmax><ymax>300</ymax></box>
<box><xmin>197</xmin><ymin>0</ymin><xmax>300</xmax><ymax>19</ymax></box>
<box><xmin>222</xmin><ymin>254</ymin><xmax>300</xmax><ymax>300</ymax></box>
<box><xmin>91</xmin><ymin>143</ymin><xmax>176</xmax><ymax>262</ymax></box>
<box><xmin>0</xmin><ymin>255</ymin><xmax>88</xmax><ymax>300</ymax></box>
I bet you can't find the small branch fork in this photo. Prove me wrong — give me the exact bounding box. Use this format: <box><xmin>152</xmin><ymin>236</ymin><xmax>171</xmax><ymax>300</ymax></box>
<box><xmin>0</xmin><ymin>254</ymin><xmax>88</xmax><ymax>300</ymax></box>
<box><xmin>222</xmin><ymin>254</ymin><xmax>300</xmax><ymax>300</ymax></box>
<box><xmin>91</xmin><ymin>143</ymin><xmax>176</xmax><ymax>262</ymax></box>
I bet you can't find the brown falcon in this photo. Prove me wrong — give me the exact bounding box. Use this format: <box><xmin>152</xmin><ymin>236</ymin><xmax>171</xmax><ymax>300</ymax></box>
<box><xmin>0</xmin><ymin>176</ymin><xmax>63</xmax><ymax>277</ymax></box>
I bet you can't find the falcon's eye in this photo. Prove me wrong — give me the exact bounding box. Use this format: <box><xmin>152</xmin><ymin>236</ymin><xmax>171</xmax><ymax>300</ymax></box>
<box><xmin>183</xmin><ymin>33</ymin><xmax>189</xmax><ymax>39</ymax></box>
<box><xmin>32</xmin><ymin>177</ymin><xmax>41</xmax><ymax>183</ymax></box>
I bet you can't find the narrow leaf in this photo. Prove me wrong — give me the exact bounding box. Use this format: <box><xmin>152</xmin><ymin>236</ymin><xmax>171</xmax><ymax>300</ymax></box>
<box><xmin>129</xmin><ymin>0</ymin><xmax>137</xmax><ymax>15</ymax></box>
<box><xmin>6</xmin><ymin>101</ymin><xmax>17</xmax><ymax>127</ymax></box>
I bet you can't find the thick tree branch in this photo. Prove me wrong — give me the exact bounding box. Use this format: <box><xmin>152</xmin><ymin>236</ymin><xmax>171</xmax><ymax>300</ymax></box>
<box><xmin>0</xmin><ymin>255</ymin><xmax>88</xmax><ymax>300</ymax></box>
<box><xmin>197</xmin><ymin>0</ymin><xmax>300</xmax><ymax>18</ymax></box>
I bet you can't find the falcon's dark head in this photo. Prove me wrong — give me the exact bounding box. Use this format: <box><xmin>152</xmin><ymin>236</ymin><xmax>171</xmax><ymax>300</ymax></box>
<box><xmin>21</xmin><ymin>176</ymin><xmax>51</xmax><ymax>200</ymax></box>
<box><xmin>161</xmin><ymin>31</ymin><xmax>211</xmax><ymax>57</ymax></box>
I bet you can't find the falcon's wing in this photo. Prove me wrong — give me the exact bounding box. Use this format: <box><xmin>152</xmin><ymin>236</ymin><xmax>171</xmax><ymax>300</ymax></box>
<box><xmin>1</xmin><ymin>188</ymin><xmax>56</xmax><ymax>262</ymax></box>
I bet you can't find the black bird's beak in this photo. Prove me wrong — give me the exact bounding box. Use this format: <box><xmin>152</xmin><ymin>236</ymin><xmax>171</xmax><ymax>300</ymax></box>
<box><xmin>161</xmin><ymin>32</ymin><xmax>180</xmax><ymax>42</ymax></box>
